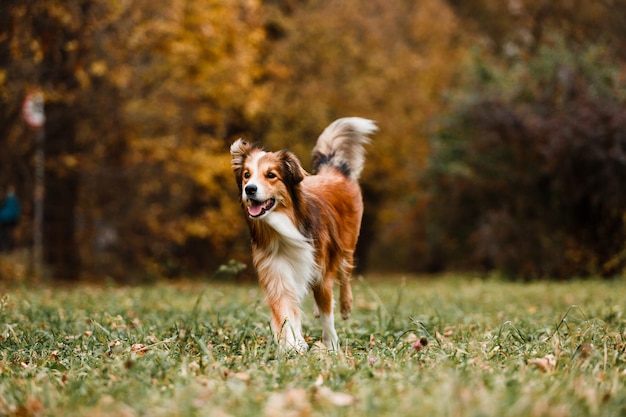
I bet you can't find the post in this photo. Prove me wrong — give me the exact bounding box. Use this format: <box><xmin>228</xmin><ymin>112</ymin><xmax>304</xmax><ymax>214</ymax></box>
<box><xmin>33</xmin><ymin>128</ymin><xmax>45</xmax><ymax>279</ymax></box>
<box><xmin>22</xmin><ymin>90</ymin><xmax>46</xmax><ymax>279</ymax></box>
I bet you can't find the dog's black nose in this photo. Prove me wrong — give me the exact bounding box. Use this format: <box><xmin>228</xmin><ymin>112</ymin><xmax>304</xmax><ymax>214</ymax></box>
<box><xmin>245</xmin><ymin>184</ymin><xmax>257</xmax><ymax>196</ymax></box>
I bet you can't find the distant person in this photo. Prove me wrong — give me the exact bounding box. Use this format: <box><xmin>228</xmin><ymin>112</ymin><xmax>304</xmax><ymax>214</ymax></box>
<box><xmin>0</xmin><ymin>185</ymin><xmax>21</xmax><ymax>252</ymax></box>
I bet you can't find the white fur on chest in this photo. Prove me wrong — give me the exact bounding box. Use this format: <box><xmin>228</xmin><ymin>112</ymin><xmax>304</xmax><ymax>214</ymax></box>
<box><xmin>253</xmin><ymin>212</ymin><xmax>319</xmax><ymax>303</ymax></box>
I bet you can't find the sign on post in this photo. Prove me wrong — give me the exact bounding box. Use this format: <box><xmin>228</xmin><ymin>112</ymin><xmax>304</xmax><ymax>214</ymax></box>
<box><xmin>22</xmin><ymin>90</ymin><xmax>46</xmax><ymax>279</ymax></box>
<box><xmin>22</xmin><ymin>91</ymin><xmax>46</xmax><ymax>130</ymax></box>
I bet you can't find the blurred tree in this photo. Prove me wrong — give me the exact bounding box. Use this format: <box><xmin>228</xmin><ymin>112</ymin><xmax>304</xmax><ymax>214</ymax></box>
<box><xmin>0</xmin><ymin>2</ymin><xmax>36</xmax><ymax>204</ymax></box>
<box><xmin>1</xmin><ymin>0</ymin><xmax>267</xmax><ymax>280</ymax></box>
<box><xmin>3</xmin><ymin>0</ymin><xmax>623</xmax><ymax>280</ymax></box>
<box><xmin>446</xmin><ymin>0</ymin><xmax>626</xmax><ymax>58</ymax></box>
<box><xmin>1</xmin><ymin>0</ymin><xmax>93</xmax><ymax>280</ymax></box>
<box><xmin>422</xmin><ymin>0</ymin><xmax>626</xmax><ymax>278</ymax></box>
<box><xmin>258</xmin><ymin>0</ymin><xmax>468</xmax><ymax>271</ymax></box>
<box><xmin>80</xmin><ymin>0</ymin><xmax>267</xmax><ymax>278</ymax></box>
<box><xmin>426</xmin><ymin>37</ymin><xmax>626</xmax><ymax>278</ymax></box>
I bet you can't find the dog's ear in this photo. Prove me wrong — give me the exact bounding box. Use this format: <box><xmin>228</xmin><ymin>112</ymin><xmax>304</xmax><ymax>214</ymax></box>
<box><xmin>279</xmin><ymin>150</ymin><xmax>305</xmax><ymax>186</ymax></box>
<box><xmin>230</xmin><ymin>139</ymin><xmax>253</xmax><ymax>192</ymax></box>
<box><xmin>230</xmin><ymin>139</ymin><xmax>251</xmax><ymax>171</ymax></box>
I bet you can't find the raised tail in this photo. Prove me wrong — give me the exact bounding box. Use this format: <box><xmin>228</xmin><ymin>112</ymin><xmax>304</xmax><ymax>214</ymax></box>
<box><xmin>311</xmin><ymin>117</ymin><xmax>377</xmax><ymax>181</ymax></box>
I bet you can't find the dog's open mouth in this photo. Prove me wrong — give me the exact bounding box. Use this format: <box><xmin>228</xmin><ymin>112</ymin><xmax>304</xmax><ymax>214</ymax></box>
<box><xmin>247</xmin><ymin>198</ymin><xmax>276</xmax><ymax>218</ymax></box>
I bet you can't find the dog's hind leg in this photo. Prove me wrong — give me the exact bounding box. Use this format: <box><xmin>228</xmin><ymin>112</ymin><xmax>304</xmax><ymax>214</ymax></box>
<box><xmin>338</xmin><ymin>256</ymin><xmax>354</xmax><ymax>320</ymax></box>
<box><xmin>313</xmin><ymin>276</ymin><xmax>340</xmax><ymax>350</ymax></box>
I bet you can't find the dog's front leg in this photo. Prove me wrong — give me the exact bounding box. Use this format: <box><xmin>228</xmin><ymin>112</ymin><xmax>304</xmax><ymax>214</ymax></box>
<box><xmin>267</xmin><ymin>297</ymin><xmax>307</xmax><ymax>352</ymax></box>
<box><xmin>254</xmin><ymin>240</ymin><xmax>314</xmax><ymax>353</ymax></box>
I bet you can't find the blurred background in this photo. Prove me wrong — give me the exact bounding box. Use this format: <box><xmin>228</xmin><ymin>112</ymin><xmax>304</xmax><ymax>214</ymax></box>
<box><xmin>1</xmin><ymin>0</ymin><xmax>625</xmax><ymax>282</ymax></box>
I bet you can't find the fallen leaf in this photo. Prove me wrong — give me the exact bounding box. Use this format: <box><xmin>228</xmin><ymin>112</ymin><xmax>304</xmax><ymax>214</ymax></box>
<box><xmin>314</xmin><ymin>386</ymin><xmax>356</xmax><ymax>407</ymax></box>
<box><xmin>310</xmin><ymin>341</ymin><xmax>328</xmax><ymax>353</ymax></box>
<box><xmin>132</xmin><ymin>343</ymin><xmax>148</xmax><ymax>356</ymax></box>
<box><xmin>107</xmin><ymin>339</ymin><xmax>123</xmax><ymax>356</ymax></box>
<box><xmin>231</xmin><ymin>372</ymin><xmax>251</xmax><ymax>383</ymax></box>
<box><xmin>264</xmin><ymin>388</ymin><xmax>311</xmax><ymax>417</ymax></box>
<box><xmin>528</xmin><ymin>354</ymin><xmax>556</xmax><ymax>372</ymax></box>
<box><xmin>577</xmin><ymin>343</ymin><xmax>593</xmax><ymax>359</ymax></box>
<box><xmin>188</xmin><ymin>361</ymin><xmax>201</xmax><ymax>373</ymax></box>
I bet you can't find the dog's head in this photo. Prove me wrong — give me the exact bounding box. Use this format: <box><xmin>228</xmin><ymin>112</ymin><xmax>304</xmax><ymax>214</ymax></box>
<box><xmin>230</xmin><ymin>139</ymin><xmax>305</xmax><ymax>219</ymax></box>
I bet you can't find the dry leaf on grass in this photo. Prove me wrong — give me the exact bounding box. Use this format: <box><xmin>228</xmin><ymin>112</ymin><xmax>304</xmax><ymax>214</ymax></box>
<box><xmin>528</xmin><ymin>354</ymin><xmax>556</xmax><ymax>372</ymax></box>
<box><xmin>108</xmin><ymin>339</ymin><xmax>123</xmax><ymax>355</ymax></box>
<box><xmin>131</xmin><ymin>343</ymin><xmax>148</xmax><ymax>356</ymax></box>
<box><xmin>230</xmin><ymin>372</ymin><xmax>251</xmax><ymax>383</ymax></box>
<box><xmin>313</xmin><ymin>386</ymin><xmax>356</xmax><ymax>407</ymax></box>
<box><xmin>264</xmin><ymin>388</ymin><xmax>311</xmax><ymax>417</ymax></box>
<box><xmin>310</xmin><ymin>341</ymin><xmax>328</xmax><ymax>353</ymax></box>
<box><xmin>443</xmin><ymin>327</ymin><xmax>456</xmax><ymax>337</ymax></box>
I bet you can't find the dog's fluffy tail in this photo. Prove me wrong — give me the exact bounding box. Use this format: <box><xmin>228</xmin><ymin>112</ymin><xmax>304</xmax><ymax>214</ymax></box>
<box><xmin>311</xmin><ymin>117</ymin><xmax>377</xmax><ymax>181</ymax></box>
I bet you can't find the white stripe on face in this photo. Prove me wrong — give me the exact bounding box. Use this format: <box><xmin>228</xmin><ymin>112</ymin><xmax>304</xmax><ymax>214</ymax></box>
<box><xmin>242</xmin><ymin>151</ymin><xmax>268</xmax><ymax>201</ymax></box>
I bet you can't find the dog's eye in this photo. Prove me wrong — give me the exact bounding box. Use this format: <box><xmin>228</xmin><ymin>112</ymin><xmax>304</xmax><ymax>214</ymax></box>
<box><xmin>267</xmin><ymin>172</ymin><xmax>277</xmax><ymax>179</ymax></box>
<box><xmin>243</xmin><ymin>171</ymin><xmax>250</xmax><ymax>179</ymax></box>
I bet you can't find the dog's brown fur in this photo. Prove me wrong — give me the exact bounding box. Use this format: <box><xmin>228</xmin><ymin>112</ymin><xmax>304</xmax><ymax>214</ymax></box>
<box><xmin>230</xmin><ymin>118</ymin><xmax>376</xmax><ymax>351</ymax></box>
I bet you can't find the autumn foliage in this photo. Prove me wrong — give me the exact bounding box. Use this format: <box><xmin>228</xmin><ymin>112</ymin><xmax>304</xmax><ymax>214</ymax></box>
<box><xmin>0</xmin><ymin>0</ymin><xmax>625</xmax><ymax>280</ymax></box>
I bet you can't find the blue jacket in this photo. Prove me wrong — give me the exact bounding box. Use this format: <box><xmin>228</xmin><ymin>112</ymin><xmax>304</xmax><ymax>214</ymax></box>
<box><xmin>0</xmin><ymin>194</ymin><xmax>20</xmax><ymax>224</ymax></box>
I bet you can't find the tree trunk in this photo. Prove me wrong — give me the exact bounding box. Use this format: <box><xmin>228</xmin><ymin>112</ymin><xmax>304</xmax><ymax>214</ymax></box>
<box><xmin>43</xmin><ymin>102</ymin><xmax>80</xmax><ymax>280</ymax></box>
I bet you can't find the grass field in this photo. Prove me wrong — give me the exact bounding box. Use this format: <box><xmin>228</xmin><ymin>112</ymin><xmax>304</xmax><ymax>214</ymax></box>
<box><xmin>1</xmin><ymin>275</ymin><xmax>625</xmax><ymax>416</ymax></box>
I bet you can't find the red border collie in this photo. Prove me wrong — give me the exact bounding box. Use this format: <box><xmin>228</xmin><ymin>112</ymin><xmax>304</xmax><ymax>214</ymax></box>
<box><xmin>230</xmin><ymin>117</ymin><xmax>377</xmax><ymax>352</ymax></box>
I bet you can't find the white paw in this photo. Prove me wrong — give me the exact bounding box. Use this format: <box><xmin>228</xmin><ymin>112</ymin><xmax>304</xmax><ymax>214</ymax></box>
<box><xmin>279</xmin><ymin>338</ymin><xmax>309</xmax><ymax>354</ymax></box>
<box><xmin>322</xmin><ymin>334</ymin><xmax>340</xmax><ymax>351</ymax></box>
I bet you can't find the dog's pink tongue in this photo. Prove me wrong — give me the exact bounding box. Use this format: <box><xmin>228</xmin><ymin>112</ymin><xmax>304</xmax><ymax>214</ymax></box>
<box><xmin>248</xmin><ymin>203</ymin><xmax>264</xmax><ymax>217</ymax></box>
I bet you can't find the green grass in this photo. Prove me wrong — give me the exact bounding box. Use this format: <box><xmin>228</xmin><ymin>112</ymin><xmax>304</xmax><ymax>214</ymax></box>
<box><xmin>1</xmin><ymin>275</ymin><xmax>625</xmax><ymax>416</ymax></box>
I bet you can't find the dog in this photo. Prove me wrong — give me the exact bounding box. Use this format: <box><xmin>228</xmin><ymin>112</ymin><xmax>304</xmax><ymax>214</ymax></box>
<box><xmin>230</xmin><ymin>117</ymin><xmax>376</xmax><ymax>352</ymax></box>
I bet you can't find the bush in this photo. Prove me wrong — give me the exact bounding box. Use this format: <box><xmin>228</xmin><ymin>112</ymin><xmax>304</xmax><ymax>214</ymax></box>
<box><xmin>426</xmin><ymin>37</ymin><xmax>626</xmax><ymax>278</ymax></box>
